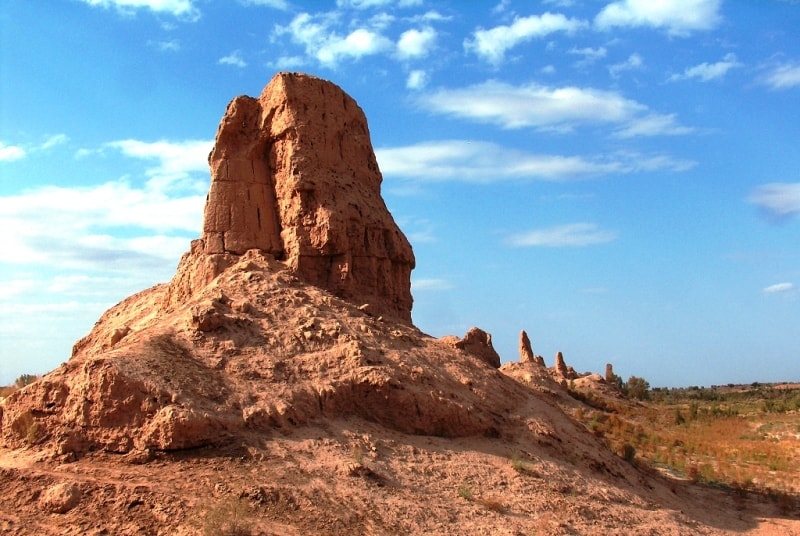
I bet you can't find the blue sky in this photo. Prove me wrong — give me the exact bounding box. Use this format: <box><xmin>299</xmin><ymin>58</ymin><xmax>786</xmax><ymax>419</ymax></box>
<box><xmin>1</xmin><ymin>0</ymin><xmax>799</xmax><ymax>387</ymax></box>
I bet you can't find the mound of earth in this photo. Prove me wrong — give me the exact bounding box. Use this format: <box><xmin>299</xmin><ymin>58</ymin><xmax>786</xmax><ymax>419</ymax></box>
<box><xmin>1</xmin><ymin>73</ymin><xmax>797</xmax><ymax>535</ymax></box>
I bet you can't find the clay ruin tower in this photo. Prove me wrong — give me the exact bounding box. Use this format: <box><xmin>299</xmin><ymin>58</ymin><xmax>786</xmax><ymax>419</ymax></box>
<box><xmin>199</xmin><ymin>72</ymin><xmax>415</xmax><ymax>322</ymax></box>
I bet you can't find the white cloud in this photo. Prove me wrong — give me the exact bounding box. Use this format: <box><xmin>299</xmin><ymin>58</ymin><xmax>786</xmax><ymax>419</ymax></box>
<box><xmin>412</xmin><ymin>278</ymin><xmax>454</xmax><ymax>291</ymax></box>
<box><xmin>1</xmin><ymin>135</ymin><xmax>70</xmax><ymax>162</ymax></box>
<box><xmin>151</xmin><ymin>39</ymin><xmax>181</xmax><ymax>52</ymax></box>
<box><xmin>104</xmin><ymin>138</ymin><xmax>212</xmax><ymax>192</ymax></box>
<box><xmin>0</xmin><ymin>138</ymin><xmax>210</xmax><ymax>274</ymax></box>
<box><xmin>595</xmin><ymin>0</ymin><xmax>722</xmax><ymax>36</ymax></box>
<box><xmin>0</xmin><ymin>142</ymin><xmax>26</xmax><ymax>162</ymax></box>
<box><xmin>418</xmin><ymin>80</ymin><xmax>692</xmax><ymax>137</ymax></box>
<box><xmin>761</xmin><ymin>62</ymin><xmax>800</xmax><ymax>90</ymax></box>
<box><xmin>609</xmin><ymin>53</ymin><xmax>644</xmax><ymax>77</ymax></box>
<box><xmin>336</xmin><ymin>0</ymin><xmax>422</xmax><ymax>8</ymax></box>
<box><xmin>40</xmin><ymin>134</ymin><xmax>70</xmax><ymax>150</ymax></box>
<box><xmin>276</xmin><ymin>13</ymin><xmax>393</xmax><ymax>67</ymax></box>
<box><xmin>406</xmin><ymin>70</ymin><xmax>428</xmax><ymax>90</ymax></box>
<box><xmin>465</xmin><ymin>13</ymin><xmax>587</xmax><ymax>64</ymax></box>
<box><xmin>492</xmin><ymin>0</ymin><xmax>511</xmax><ymax>14</ymax></box>
<box><xmin>613</xmin><ymin>113</ymin><xmax>694</xmax><ymax>138</ymax></box>
<box><xmin>240</xmin><ymin>0</ymin><xmax>289</xmax><ymax>9</ymax></box>
<box><xmin>219</xmin><ymin>50</ymin><xmax>247</xmax><ymax>68</ymax></box>
<box><xmin>763</xmin><ymin>282</ymin><xmax>794</xmax><ymax>294</ymax></box>
<box><xmin>573</xmin><ymin>46</ymin><xmax>607</xmax><ymax>57</ymax></box>
<box><xmin>568</xmin><ymin>46</ymin><xmax>607</xmax><ymax>64</ymax></box>
<box><xmin>377</xmin><ymin>140</ymin><xmax>695</xmax><ymax>182</ymax></box>
<box><xmin>420</xmin><ymin>81</ymin><xmax>642</xmax><ymax>130</ymax></box>
<box><xmin>749</xmin><ymin>183</ymin><xmax>800</xmax><ymax>219</ymax></box>
<box><xmin>397</xmin><ymin>27</ymin><xmax>436</xmax><ymax>60</ymax></box>
<box><xmin>507</xmin><ymin>223</ymin><xmax>617</xmax><ymax>247</ymax></box>
<box><xmin>79</xmin><ymin>0</ymin><xmax>200</xmax><ymax>20</ymax></box>
<box><xmin>669</xmin><ymin>53</ymin><xmax>741</xmax><ymax>82</ymax></box>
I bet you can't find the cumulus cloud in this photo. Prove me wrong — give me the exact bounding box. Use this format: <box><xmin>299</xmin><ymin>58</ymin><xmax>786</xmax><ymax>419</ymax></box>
<box><xmin>79</xmin><ymin>0</ymin><xmax>200</xmax><ymax>20</ymax></box>
<box><xmin>669</xmin><ymin>53</ymin><xmax>741</xmax><ymax>82</ymax></box>
<box><xmin>0</xmin><ymin>142</ymin><xmax>26</xmax><ymax>162</ymax></box>
<box><xmin>377</xmin><ymin>140</ymin><xmax>694</xmax><ymax>182</ymax></box>
<box><xmin>760</xmin><ymin>62</ymin><xmax>800</xmax><ymax>90</ymax></box>
<box><xmin>397</xmin><ymin>27</ymin><xmax>436</xmax><ymax>59</ymax></box>
<box><xmin>0</xmin><ymin>181</ymin><xmax>201</xmax><ymax>272</ymax></box>
<box><xmin>103</xmin><ymin>138</ymin><xmax>212</xmax><ymax>192</ymax></box>
<box><xmin>0</xmin><ymin>139</ymin><xmax>211</xmax><ymax>277</ymax></box>
<box><xmin>507</xmin><ymin>223</ymin><xmax>617</xmax><ymax>247</ymax></box>
<box><xmin>418</xmin><ymin>80</ymin><xmax>693</xmax><ymax>136</ymax></box>
<box><xmin>219</xmin><ymin>50</ymin><xmax>247</xmax><ymax>68</ymax></box>
<box><xmin>465</xmin><ymin>13</ymin><xmax>587</xmax><ymax>64</ymax></box>
<box><xmin>275</xmin><ymin>13</ymin><xmax>393</xmax><ymax>67</ymax></box>
<box><xmin>609</xmin><ymin>53</ymin><xmax>644</xmax><ymax>77</ymax></box>
<box><xmin>406</xmin><ymin>70</ymin><xmax>428</xmax><ymax>90</ymax></box>
<box><xmin>763</xmin><ymin>282</ymin><xmax>794</xmax><ymax>294</ymax></box>
<box><xmin>1</xmin><ymin>135</ymin><xmax>70</xmax><ymax>163</ymax></box>
<box><xmin>749</xmin><ymin>183</ymin><xmax>800</xmax><ymax>219</ymax></box>
<box><xmin>595</xmin><ymin>0</ymin><xmax>722</xmax><ymax>35</ymax></box>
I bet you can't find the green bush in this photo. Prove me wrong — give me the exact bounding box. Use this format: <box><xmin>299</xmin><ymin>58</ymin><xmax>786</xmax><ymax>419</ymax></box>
<box><xmin>624</xmin><ymin>376</ymin><xmax>650</xmax><ymax>400</ymax></box>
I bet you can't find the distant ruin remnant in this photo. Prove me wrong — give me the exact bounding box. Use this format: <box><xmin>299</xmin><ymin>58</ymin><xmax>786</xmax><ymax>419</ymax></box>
<box><xmin>555</xmin><ymin>351</ymin><xmax>569</xmax><ymax>377</ymax></box>
<box><xmin>519</xmin><ymin>330</ymin><xmax>535</xmax><ymax>363</ymax></box>
<box><xmin>605</xmin><ymin>363</ymin><xmax>615</xmax><ymax>383</ymax></box>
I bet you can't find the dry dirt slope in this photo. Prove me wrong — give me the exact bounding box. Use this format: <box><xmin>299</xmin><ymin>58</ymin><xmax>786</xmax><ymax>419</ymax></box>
<box><xmin>1</xmin><ymin>250</ymin><xmax>798</xmax><ymax>535</ymax></box>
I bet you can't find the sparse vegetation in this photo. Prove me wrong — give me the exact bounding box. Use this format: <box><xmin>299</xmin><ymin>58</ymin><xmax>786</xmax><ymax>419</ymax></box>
<box><xmin>14</xmin><ymin>374</ymin><xmax>39</xmax><ymax>388</ymax></box>
<box><xmin>570</xmin><ymin>382</ymin><xmax>800</xmax><ymax>498</ymax></box>
<box><xmin>200</xmin><ymin>496</ymin><xmax>254</xmax><ymax>536</ymax></box>
<box><xmin>624</xmin><ymin>376</ymin><xmax>650</xmax><ymax>401</ymax></box>
<box><xmin>0</xmin><ymin>374</ymin><xmax>41</xmax><ymax>397</ymax></box>
<box><xmin>351</xmin><ymin>444</ymin><xmax>364</xmax><ymax>465</ymax></box>
<box><xmin>510</xmin><ymin>452</ymin><xmax>535</xmax><ymax>474</ymax></box>
<box><xmin>457</xmin><ymin>482</ymin><xmax>506</xmax><ymax>513</ymax></box>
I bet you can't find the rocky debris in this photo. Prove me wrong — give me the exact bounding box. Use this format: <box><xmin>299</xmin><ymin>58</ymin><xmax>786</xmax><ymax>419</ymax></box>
<box><xmin>108</xmin><ymin>326</ymin><xmax>130</xmax><ymax>348</ymax></box>
<box><xmin>441</xmin><ymin>327</ymin><xmax>501</xmax><ymax>369</ymax></box>
<box><xmin>39</xmin><ymin>482</ymin><xmax>81</xmax><ymax>514</ymax></box>
<box><xmin>186</xmin><ymin>71</ymin><xmax>415</xmax><ymax>323</ymax></box>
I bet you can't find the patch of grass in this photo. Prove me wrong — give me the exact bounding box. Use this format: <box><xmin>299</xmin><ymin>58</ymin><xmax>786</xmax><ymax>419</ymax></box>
<box><xmin>510</xmin><ymin>453</ymin><xmax>536</xmax><ymax>474</ymax></box>
<box><xmin>457</xmin><ymin>483</ymin><xmax>472</xmax><ymax>500</ymax></box>
<box><xmin>200</xmin><ymin>496</ymin><xmax>254</xmax><ymax>536</ymax></box>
